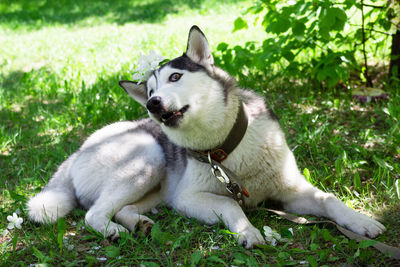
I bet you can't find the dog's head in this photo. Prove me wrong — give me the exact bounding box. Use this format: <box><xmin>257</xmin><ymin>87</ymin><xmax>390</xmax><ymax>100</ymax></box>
<box><xmin>119</xmin><ymin>26</ymin><xmax>238</xmax><ymax>149</ymax></box>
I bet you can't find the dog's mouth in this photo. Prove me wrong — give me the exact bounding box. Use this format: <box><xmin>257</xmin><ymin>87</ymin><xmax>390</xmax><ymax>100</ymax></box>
<box><xmin>158</xmin><ymin>104</ymin><xmax>190</xmax><ymax>127</ymax></box>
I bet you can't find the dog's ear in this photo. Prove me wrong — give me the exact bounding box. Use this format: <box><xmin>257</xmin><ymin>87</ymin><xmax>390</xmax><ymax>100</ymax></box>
<box><xmin>119</xmin><ymin>80</ymin><xmax>147</xmax><ymax>106</ymax></box>
<box><xmin>186</xmin><ymin>25</ymin><xmax>214</xmax><ymax>69</ymax></box>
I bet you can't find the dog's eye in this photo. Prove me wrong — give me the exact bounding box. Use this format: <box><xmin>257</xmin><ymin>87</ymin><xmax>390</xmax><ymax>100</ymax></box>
<box><xmin>169</xmin><ymin>73</ymin><xmax>182</xmax><ymax>82</ymax></box>
<box><xmin>148</xmin><ymin>89</ymin><xmax>154</xmax><ymax>97</ymax></box>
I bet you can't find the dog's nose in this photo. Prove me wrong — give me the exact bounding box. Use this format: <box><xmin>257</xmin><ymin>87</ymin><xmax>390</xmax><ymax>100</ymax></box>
<box><xmin>146</xmin><ymin>96</ymin><xmax>163</xmax><ymax>114</ymax></box>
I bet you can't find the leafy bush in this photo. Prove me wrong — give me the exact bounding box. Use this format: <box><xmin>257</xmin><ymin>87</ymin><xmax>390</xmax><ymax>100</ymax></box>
<box><xmin>214</xmin><ymin>0</ymin><xmax>399</xmax><ymax>89</ymax></box>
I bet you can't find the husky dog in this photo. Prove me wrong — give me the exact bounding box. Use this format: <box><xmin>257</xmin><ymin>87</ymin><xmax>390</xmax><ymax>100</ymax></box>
<box><xmin>28</xmin><ymin>26</ymin><xmax>385</xmax><ymax>248</ymax></box>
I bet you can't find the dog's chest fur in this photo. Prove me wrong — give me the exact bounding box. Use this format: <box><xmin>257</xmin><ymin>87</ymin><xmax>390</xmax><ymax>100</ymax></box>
<box><xmin>170</xmin><ymin>89</ymin><xmax>298</xmax><ymax>207</ymax></box>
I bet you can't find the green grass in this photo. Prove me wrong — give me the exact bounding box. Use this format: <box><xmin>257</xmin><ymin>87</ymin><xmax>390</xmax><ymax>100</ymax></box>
<box><xmin>1</xmin><ymin>0</ymin><xmax>399</xmax><ymax>266</ymax></box>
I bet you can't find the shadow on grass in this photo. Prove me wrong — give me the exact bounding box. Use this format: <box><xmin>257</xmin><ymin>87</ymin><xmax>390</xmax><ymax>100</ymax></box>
<box><xmin>0</xmin><ymin>67</ymin><xmax>145</xmax><ymax>190</ymax></box>
<box><xmin>0</xmin><ymin>0</ymin><xmax>243</xmax><ymax>29</ymax></box>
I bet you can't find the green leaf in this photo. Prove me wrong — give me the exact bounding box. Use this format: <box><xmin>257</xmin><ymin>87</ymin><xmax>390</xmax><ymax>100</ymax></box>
<box><xmin>141</xmin><ymin>262</ymin><xmax>160</xmax><ymax>267</ymax></box>
<box><xmin>217</xmin><ymin>42</ymin><xmax>229</xmax><ymax>51</ymax></box>
<box><xmin>303</xmin><ymin>168</ymin><xmax>311</xmax><ymax>181</ymax></box>
<box><xmin>292</xmin><ymin>21</ymin><xmax>306</xmax><ymax>36</ymax></box>
<box><xmin>354</xmin><ymin>248</ymin><xmax>360</xmax><ymax>258</ymax></box>
<box><xmin>280</xmin><ymin>228</ymin><xmax>294</xmax><ymax>238</ymax></box>
<box><xmin>308</xmin><ymin>255</ymin><xmax>318</xmax><ymax>267</ymax></box>
<box><xmin>233</xmin><ymin>252</ymin><xmax>258</xmax><ymax>266</ymax></box>
<box><xmin>207</xmin><ymin>255</ymin><xmax>226</xmax><ymax>265</ymax></box>
<box><xmin>319</xmin><ymin>25</ymin><xmax>330</xmax><ymax>40</ymax></box>
<box><xmin>105</xmin><ymin>245</ymin><xmax>120</xmax><ymax>258</ymax></box>
<box><xmin>317</xmin><ymin>69</ymin><xmax>327</xmax><ymax>81</ymax></box>
<box><xmin>57</xmin><ymin>218</ymin><xmax>66</xmax><ymax>252</ymax></box>
<box><xmin>219</xmin><ymin>229</ymin><xmax>238</xmax><ymax>235</ymax></box>
<box><xmin>344</xmin><ymin>0</ymin><xmax>356</xmax><ymax>9</ymax></box>
<box><xmin>9</xmin><ymin>191</ymin><xmax>25</xmax><ymax>202</ymax></box>
<box><xmin>233</xmin><ymin>17</ymin><xmax>248</xmax><ymax>32</ymax></box>
<box><xmin>331</xmin><ymin>8</ymin><xmax>347</xmax><ymax>31</ymax></box>
<box><xmin>322</xmin><ymin>229</ymin><xmax>332</xmax><ymax>241</ymax></box>
<box><xmin>373</xmin><ymin>155</ymin><xmax>394</xmax><ymax>171</ymax></box>
<box><xmin>358</xmin><ymin>239</ymin><xmax>376</xmax><ymax>249</ymax></box>
<box><xmin>271</xmin><ymin>18</ymin><xmax>291</xmax><ymax>34</ymax></box>
<box><xmin>310</xmin><ymin>243</ymin><xmax>319</xmax><ymax>251</ymax></box>
<box><xmin>282</xmin><ymin>50</ymin><xmax>295</xmax><ymax>61</ymax></box>
<box><xmin>319</xmin><ymin>8</ymin><xmax>336</xmax><ymax>29</ymax></box>
<box><xmin>151</xmin><ymin>222</ymin><xmax>174</xmax><ymax>245</ymax></box>
<box><xmin>190</xmin><ymin>250</ymin><xmax>202</xmax><ymax>266</ymax></box>
<box><xmin>327</xmin><ymin>72</ymin><xmax>340</xmax><ymax>87</ymax></box>
<box><xmin>278</xmin><ymin>251</ymin><xmax>291</xmax><ymax>259</ymax></box>
<box><xmin>32</xmin><ymin>247</ymin><xmax>46</xmax><ymax>262</ymax></box>
<box><xmin>395</xmin><ymin>179</ymin><xmax>400</xmax><ymax>199</ymax></box>
<box><xmin>353</xmin><ymin>172</ymin><xmax>361</xmax><ymax>190</ymax></box>
<box><xmin>332</xmin><ymin>7</ymin><xmax>347</xmax><ymax>22</ymax></box>
<box><xmin>354</xmin><ymin>28</ymin><xmax>363</xmax><ymax>41</ymax></box>
<box><xmin>12</xmin><ymin>232</ymin><xmax>18</xmax><ymax>252</ymax></box>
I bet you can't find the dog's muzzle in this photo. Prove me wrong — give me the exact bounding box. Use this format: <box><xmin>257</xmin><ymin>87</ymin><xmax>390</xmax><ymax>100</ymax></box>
<box><xmin>146</xmin><ymin>96</ymin><xmax>163</xmax><ymax>114</ymax></box>
<box><xmin>146</xmin><ymin>97</ymin><xmax>189</xmax><ymax>127</ymax></box>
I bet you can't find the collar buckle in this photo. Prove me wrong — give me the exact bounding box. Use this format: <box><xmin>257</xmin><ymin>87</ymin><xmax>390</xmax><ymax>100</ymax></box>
<box><xmin>209</xmin><ymin>148</ymin><xmax>228</xmax><ymax>163</ymax></box>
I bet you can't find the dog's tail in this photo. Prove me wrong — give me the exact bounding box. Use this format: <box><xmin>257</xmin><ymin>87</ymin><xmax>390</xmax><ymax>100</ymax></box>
<box><xmin>27</xmin><ymin>154</ymin><xmax>77</xmax><ymax>223</ymax></box>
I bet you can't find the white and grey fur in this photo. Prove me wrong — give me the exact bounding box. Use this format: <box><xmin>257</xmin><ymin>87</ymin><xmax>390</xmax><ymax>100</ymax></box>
<box><xmin>27</xmin><ymin>26</ymin><xmax>385</xmax><ymax>248</ymax></box>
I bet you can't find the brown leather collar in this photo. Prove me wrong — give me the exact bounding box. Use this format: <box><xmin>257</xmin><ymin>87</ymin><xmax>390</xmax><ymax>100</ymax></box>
<box><xmin>192</xmin><ymin>101</ymin><xmax>248</xmax><ymax>163</ymax></box>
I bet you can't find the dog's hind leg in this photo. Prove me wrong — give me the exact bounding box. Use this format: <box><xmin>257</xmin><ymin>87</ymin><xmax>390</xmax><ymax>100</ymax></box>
<box><xmin>115</xmin><ymin>186</ymin><xmax>161</xmax><ymax>236</ymax></box>
<box><xmin>84</xmin><ymin>195</ymin><xmax>130</xmax><ymax>240</ymax></box>
<box><xmin>282</xmin><ymin>177</ymin><xmax>386</xmax><ymax>238</ymax></box>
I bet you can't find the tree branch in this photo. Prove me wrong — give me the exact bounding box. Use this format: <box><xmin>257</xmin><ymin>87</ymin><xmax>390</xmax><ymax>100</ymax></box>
<box><xmin>363</xmin><ymin>3</ymin><xmax>385</xmax><ymax>9</ymax></box>
<box><xmin>361</xmin><ymin>0</ymin><xmax>373</xmax><ymax>87</ymax></box>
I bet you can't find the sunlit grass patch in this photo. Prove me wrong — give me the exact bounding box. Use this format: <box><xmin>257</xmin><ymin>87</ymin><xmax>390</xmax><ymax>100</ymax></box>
<box><xmin>1</xmin><ymin>0</ymin><xmax>399</xmax><ymax>265</ymax></box>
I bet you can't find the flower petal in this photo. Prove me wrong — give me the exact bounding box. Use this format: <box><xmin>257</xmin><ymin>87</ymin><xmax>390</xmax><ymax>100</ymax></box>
<box><xmin>7</xmin><ymin>223</ymin><xmax>15</xmax><ymax>230</ymax></box>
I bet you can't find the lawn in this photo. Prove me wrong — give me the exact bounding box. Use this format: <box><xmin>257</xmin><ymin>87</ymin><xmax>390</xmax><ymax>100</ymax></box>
<box><xmin>1</xmin><ymin>0</ymin><xmax>399</xmax><ymax>266</ymax></box>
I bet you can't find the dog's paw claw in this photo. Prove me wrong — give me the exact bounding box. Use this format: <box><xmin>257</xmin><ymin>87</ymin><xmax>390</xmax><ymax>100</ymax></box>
<box><xmin>105</xmin><ymin>223</ymin><xmax>129</xmax><ymax>241</ymax></box>
<box><xmin>342</xmin><ymin>213</ymin><xmax>385</xmax><ymax>238</ymax></box>
<box><xmin>140</xmin><ymin>218</ymin><xmax>154</xmax><ymax>236</ymax></box>
<box><xmin>237</xmin><ymin>226</ymin><xmax>265</xmax><ymax>249</ymax></box>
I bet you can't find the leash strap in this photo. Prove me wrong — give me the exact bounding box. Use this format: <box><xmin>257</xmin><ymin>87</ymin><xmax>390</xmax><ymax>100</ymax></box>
<box><xmin>254</xmin><ymin>207</ymin><xmax>400</xmax><ymax>259</ymax></box>
<box><xmin>188</xmin><ymin>150</ymin><xmax>249</xmax><ymax>207</ymax></box>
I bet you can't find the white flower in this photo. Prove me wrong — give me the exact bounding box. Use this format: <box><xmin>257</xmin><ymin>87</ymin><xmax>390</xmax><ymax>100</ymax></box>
<box><xmin>132</xmin><ymin>50</ymin><xmax>164</xmax><ymax>84</ymax></box>
<box><xmin>211</xmin><ymin>245</ymin><xmax>220</xmax><ymax>250</ymax></box>
<box><xmin>7</xmin><ymin>213</ymin><xmax>23</xmax><ymax>230</ymax></box>
<box><xmin>97</xmin><ymin>257</ymin><xmax>107</xmax><ymax>261</ymax></box>
<box><xmin>2</xmin><ymin>229</ymin><xmax>9</xmax><ymax>236</ymax></box>
<box><xmin>263</xmin><ymin>226</ymin><xmax>290</xmax><ymax>246</ymax></box>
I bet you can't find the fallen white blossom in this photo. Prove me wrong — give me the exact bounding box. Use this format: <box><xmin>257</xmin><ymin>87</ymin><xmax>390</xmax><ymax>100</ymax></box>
<box><xmin>263</xmin><ymin>226</ymin><xmax>291</xmax><ymax>246</ymax></box>
<box><xmin>7</xmin><ymin>213</ymin><xmax>23</xmax><ymax>230</ymax></box>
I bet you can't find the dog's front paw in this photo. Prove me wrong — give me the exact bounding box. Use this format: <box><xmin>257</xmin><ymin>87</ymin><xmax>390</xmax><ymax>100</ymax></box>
<box><xmin>340</xmin><ymin>212</ymin><xmax>385</xmax><ymax>238</ymax></box>
<box><xmin>237</xmin><ymin>226</ymin><xmax>265</xmax><ymax>249</ymax></box>
<box><xmin>104</xmin><ymin>222</ymin><xmax>129</xmax><ymax>241</ymax></box>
